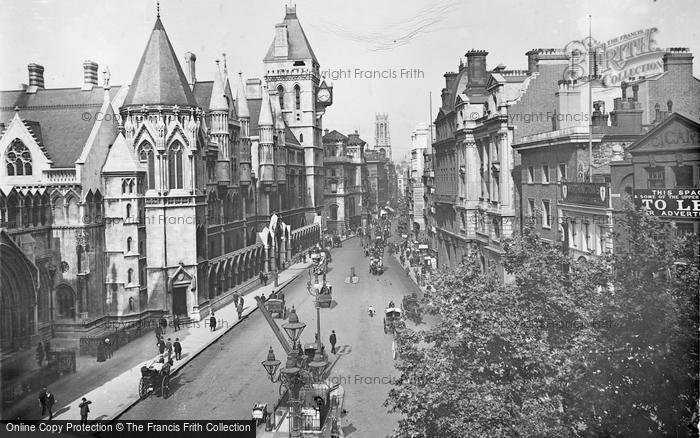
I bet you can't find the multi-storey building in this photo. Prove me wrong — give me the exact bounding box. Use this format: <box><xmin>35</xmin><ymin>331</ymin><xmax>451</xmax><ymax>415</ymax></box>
<box><xmin>321</xmin><ymin>129</ymin><xmax>366</xmax><ymax>234</ymax></box>
<box><xmin>514</xmin><ymin>47</ymin><xmax>700</xmax><ymax>258</ymax></box>
<box><xmin>365</xmin><ymin>149</ymin><xmax>389</xmax><ymax>218</ymax></box>
<box><xmin>0</xmin><ymin>5</ymin><xmax>326</xmax><ymax>352</ymax></box>
<box><xmin>410</xmin><ymin>123</ymin><xmax>430</xmax><ymax>238</ymax></box>
<box><xmin>427</xmin><ymin>48</ymin><xmax>575</xmax><ymax>278</ymax></box>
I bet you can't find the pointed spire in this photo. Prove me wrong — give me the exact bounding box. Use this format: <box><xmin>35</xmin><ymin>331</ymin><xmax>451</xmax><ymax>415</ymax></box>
<box><xmin>209</xmin><ymin>60</ymin><xmax>228</xmax><ymax>111</ymax></box>
<box><xmin>236</xmin><ymin>72</ymin><xmax>250</xmax><ymax>119</ymax></box>
<box><xmin>123</xmin><ymin>15</ymin><xmax>198</xmax><ymax>108</ymax></box>
<box><xmin>259</xmin><ymin>87</ymin><xmax>274</xmax><ymax>127</ymax></box>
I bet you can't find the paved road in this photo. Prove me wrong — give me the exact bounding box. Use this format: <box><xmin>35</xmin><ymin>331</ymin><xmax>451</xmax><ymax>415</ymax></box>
<box><xmin>120</xmin><ymin>237</ymin><xmax>423</xmax><ymax>438</ymax></box>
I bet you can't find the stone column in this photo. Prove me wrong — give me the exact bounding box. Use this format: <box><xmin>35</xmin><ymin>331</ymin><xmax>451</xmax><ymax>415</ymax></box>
<box><xmin>263</xmin><ymin>245</ymin><xmax>270</xmax><ymax>273</ymax></box>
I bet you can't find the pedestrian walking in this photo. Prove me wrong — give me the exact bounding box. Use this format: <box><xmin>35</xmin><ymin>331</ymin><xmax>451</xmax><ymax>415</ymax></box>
<box><xmin>160</xmin><ymin>317</ymin><xmax>168</xmax><ymax>334</ymax></box>
<box><xmin>36</xmin><ymin>342</ymin><xmax>45</xmax><ymax>367</ymax></box>
<box><xmin>155</xmin><ymin>324</ymin><xmax>162</xmax><ymax>341</ymax></box>
<box><xmin>263</xmin><ymin>273</ymin><xmax>268</xmax><ymax>286</ymax></box>
<box><xmin>43</xmin><ymin>339</ymin><xmax>51</xmax><ymax>355</ymax></box>
<box><xmin>259</xmin><ymin>271</ymin><xmax>264</xmax><ymax>285</ymax></box>
<box><xmin>237</xmin><ymin>301</ymin><xmax>244</xmax><ymax>320</ymax></box>
<box><xmin>173</xmin><ymin>314</ymin><xmax>181</xmax><ymax>332</ymax></box>
<box><xmin>329</xmin><ymin>330</ymin><xmax>337</xmax><ymax>354</ymax></box>
<box><xmin>209</xmin><ymin>313</ymin><xmax>217</xmax><ymax>331</ymax></box>
<box><xmin>38</xmin><ymin>388</ymin><xmax>47</xmax><ymax>416</ymax></box>
<box><xmin>173</xmin><ymin>338</ymin><xmax>182</xmax><ymax>360</ymax></box>
<box><xmin>157</xmin><ymin>338</ymin><xmax>165</xmax><ymax>355</ymax></box>
<box><xmin>79</xmin><ymin>398</ymin><xmax>91</xmax><ymax>426</ymax></box>
<box><xmin>96</xmin><ymin>341</ymin><xmax>106</xmax><ymax>363</ymax></box>
<box><xmin>45</xmin><ymin>390</ymin><xmax>56</xmax><ymax>420</ymax></box>
<box><xmin>165</xmin><ymin>338</ymin><xmax>173</xmax><ymax>362</ymax></box>
<box><xmin>104</xmin><ymin>338</ymin><xmax>113</xmax><ymax>359</ymax></box>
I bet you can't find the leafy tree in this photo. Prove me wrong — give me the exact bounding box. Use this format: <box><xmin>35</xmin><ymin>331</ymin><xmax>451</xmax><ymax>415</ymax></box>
<box><xmin>385</xmin><ymin>205</ymin><xmax>698</xmax><ymax>437</ymax></box>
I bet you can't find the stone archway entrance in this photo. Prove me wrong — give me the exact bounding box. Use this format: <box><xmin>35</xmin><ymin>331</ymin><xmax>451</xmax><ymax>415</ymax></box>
<box><xmin>55</xmin><ymin>284</ymin><xmax>76</xmax><ymax>320</ymax></box>
<box><xmin>0</xmin><ymin>231</ymin><xmax>37</xmax><ymax>349</ymax></box>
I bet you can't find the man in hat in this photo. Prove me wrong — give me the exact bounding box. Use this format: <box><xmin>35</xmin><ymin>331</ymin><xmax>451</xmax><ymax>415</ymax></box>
<box><xmin>38</xmin><ymin>387</ymin><xmax>47</xmax><ymax>416</ymax></box>
<box><xmin>209</xmin><ymin>313</ymin><xmax>217</xmax><ymax>331</ymax></box>
<box><xmin>329</xmin><ymin>330</ymin><xmax>337</xmax><ymax>354</ymax></box>
<box><xmin>173</xmin><ymin>338</ymin><xmax>182</xmax><ymax>360</ymax></box>
<box><xmin>165</xmin><ymin>338</ymin><xmax>173</xmax><ymax>362</ymax></box>
<box><xmin>79</xmin><ymin>398</ymin><xmax>92</xmax><ymax>425</ymax></box>
<box><xmin>45</xmin><ymin>389</ymin><xmax>56</xmax><ymax>420</ymax></box>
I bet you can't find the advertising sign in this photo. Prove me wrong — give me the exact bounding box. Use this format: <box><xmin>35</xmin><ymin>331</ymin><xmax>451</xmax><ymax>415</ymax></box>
<box><xmin>561</xmin><ymin>183</ymin><xmax>610</xmax><ymax>207</ymax></box>
<box><xmin>564</xmin><ymin>28</ymin><xmax>665</xmax><ymax>87</ymax></box>
<box><xmin>634</xmin><ymin>189</ymin><xmax>700</xmax><ymax>217</ymax></box>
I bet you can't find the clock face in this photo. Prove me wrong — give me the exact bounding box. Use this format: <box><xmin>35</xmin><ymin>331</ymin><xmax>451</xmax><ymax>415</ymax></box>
<box><xmin>317</xmin><ymin>89</ymin><xmax>330</xmax><ymax>102</ymax></box>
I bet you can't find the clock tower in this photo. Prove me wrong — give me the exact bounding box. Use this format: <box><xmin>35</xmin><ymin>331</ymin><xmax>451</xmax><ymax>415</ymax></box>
<box><xmin>264</xmin><ymin>4</ymin><xmax>332</xmax><ymax>218</ymax></box>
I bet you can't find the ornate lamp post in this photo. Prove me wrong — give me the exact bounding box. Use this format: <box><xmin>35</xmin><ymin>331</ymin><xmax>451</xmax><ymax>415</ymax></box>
<box><xmin>261</xmin><ymin>308</ymin><xmax>309</xmax><ymax>438</ymax></box>
<box><xmin>305</xmin><ymin>277</ymin><xmax>326</xmax><ymax>361</ymax></box>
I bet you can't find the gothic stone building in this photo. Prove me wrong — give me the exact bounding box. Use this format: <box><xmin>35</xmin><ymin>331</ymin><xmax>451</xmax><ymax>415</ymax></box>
<box><xmin>0</xmin><ymin>5</ymin><xmax>328</xmax><ymax>351</ymax></box>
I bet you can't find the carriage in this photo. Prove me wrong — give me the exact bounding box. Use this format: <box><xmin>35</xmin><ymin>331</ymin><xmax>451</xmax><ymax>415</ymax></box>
<box><xmin>383</xmin><ymin>307</ymin><xmax>405</xmax><ymax>334</ymax></box>
<box><xmin>139</xmin><ymin>357</ymin><xmax>172</xmax><ymax>399</ymax></box>
<box><xmin>265</xmin><ymin>295</ymin><xmax>287</xmax><ymax>319</ymax></box>
<box><xmin>401</xmin><ymin>293</ymin><xmax>422</xmax><ymax>324</ymax></box>
<box><xmin>311</xmin><ymin>282</ymin><xmax>333</xmax><ymax>308</ymax></box>
<box><xmin>370</xmin><ymin>257</ymin><xmax>383</xmax><ymax>275</ymax></box>
<box><xmin>252</xmin><ymin>402</ymin><xmax>269</xmax><ymax>427</ymax></box>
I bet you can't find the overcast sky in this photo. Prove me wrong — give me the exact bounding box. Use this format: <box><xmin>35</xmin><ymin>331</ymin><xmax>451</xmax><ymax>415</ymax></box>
<box><xmin>1</xmin><ymin>0</ymin><xmax>698</xmax><ymax>161</ymax></box>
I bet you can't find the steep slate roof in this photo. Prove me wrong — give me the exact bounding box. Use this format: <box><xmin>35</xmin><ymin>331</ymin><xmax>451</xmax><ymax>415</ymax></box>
<box><xmin>323</xmin><ymin>130</ymin><xmax>347</xmax><ymax>142</ymax></box>
<box><xmin>247</xmin><ymin>98</ymin><xmax>262</xmax><ymax>134</ymax></box>
<box><xmin>285</xmin><ymin>126</ymin><xmax>301</xmax><ymax>147</ymax></box>
<box><xmin>192</xmin><ymin>81</ymin><xmax>213</xmax><ymax>111</ymax></box>
<box><xmin>122</xmin><ymin>18</ymin><xmax>198</xmax><ymax>108</ymax></box>
<box><xmin>264</xmin><ymin>7</ymin><xmax>318</xmax><ymax>62</ymax></box>
<box><xmin>347</xmin><ymin>132</ymin><xmax>366</xmax><ymax>146</ymax></box>
<box><xmin>0</xmin><ymin>86</ymin><xmax>121</xmax><ymax>167</ymax></box>
<box><xmin>102</xmin><ymin>132</ymin><xmax>143</xmax><ymax>173</ymax></box>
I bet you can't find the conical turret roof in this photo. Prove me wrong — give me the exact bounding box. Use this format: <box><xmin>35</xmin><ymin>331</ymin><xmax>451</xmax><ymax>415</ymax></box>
<box><xmin>264</xmin><ymin>6</ymin><xmax>318</xmax><ymax>62</ymax></box>
<box><xmin>258</xmin><ymin>89</ymin><xmax>274</xmax><ymax>127</ymax></box>
<box><xmin>209</xmin><ymin>61</ymin><xmax>228</xmax><ymax>111</ymax></box>
<box><xmin>123</xmin><ymin>18</ymin><xmax>198</xmax><ymax>108</ymax></box>
<box><xmin>236</xmin><ymin>73</ymin><xmax>250</xmax><ymax>119</ymax></box>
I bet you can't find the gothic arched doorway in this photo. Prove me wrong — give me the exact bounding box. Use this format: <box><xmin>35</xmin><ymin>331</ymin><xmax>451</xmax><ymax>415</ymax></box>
<box><xmin>55</xmin><ymin>284</ymin><xmax>76</xmax><ymax>320</ymax></box>
<box><xmin>1</xmin><ymin>231</ymin><xmax>37</xmax><ymax>349</ymax></box>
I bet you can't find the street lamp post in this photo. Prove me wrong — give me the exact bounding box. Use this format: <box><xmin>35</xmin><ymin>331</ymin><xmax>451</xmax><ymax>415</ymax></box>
<box><xmin>306</xmin><ymin>274</ymin><xmax>325</xmax><ymax>359</ymax></box>
<box><xmin>261</xmin><ymin>308</ymin><xmax>329</xmax><ymax>437</ymax></box>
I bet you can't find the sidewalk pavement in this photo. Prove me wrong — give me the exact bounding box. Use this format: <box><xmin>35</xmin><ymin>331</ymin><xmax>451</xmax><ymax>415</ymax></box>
<box><xmin>46</xmin><ymin>259</ymin><xmax>314</xmax><ymax>422</ymax></box>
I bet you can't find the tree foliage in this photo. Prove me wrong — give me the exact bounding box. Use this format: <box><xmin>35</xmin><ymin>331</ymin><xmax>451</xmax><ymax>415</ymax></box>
<box><xmin>385</xmin><ymin>206</ymin><xmax>699</xmax><ymax>437</ymax></box>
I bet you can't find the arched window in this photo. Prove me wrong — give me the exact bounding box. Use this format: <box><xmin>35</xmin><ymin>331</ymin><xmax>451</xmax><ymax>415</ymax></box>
<box><xmin>294</xmin><ymin>85</ymin><xmax>301</xmax><ymax>110</ymax></box>
<box><xmin>126</xmin><ymin>237</ymin><xmax>132</xmax><ymax>252</ymax></box>
<box><xmin>330</xmin><ymin>204</ymin><xmax>338</xmax><ymax>221</ymax></box>
<box><xmin>139</xmin><ymin>142</ymin><xmax>155</xmax><ymax>189</ymax></box>
<box><xmin>168</xmin><ymin>142</ymin><xmax>184</xmax><ymax>189</ymax></box>
<box><xmin>127</xmin><ymin>268</ymin><xmax>133</xmax><ymax>284</ymax></box>
<box><xmin>299</xmin><ymin>133</ymin><xmax>304</xmax><ymax>143</ymax></box>
<box><xmin>126</xmin><ymin>203</ymin><xmax>132</xmax><ymax>218</ymax></box>
<box><xmin>5</xmin><ymin>139</ymin><xmax>32</xmax><ymax>176</ymax></box>
<box><xmin>277</xmin><ymin>85</ymin><xmax>285</xmax><ymax>110</ymax></box>
<box><xmin>121</xmin><ymin>180</ymin><xmax>127</xmax><ymax>194</ymax></box>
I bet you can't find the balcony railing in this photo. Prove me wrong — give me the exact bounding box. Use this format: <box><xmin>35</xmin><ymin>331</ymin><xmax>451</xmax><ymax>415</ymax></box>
<box><xmin>44</xmin><ymin>168</ymin><xmax>77</xmax><ymax>183</ymax></box>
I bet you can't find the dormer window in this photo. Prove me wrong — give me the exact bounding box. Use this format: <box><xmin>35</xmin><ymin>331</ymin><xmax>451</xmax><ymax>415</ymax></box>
<box><xmin>5</xmin><ymin>139</ymin><xmax>32</xmax><ymax>176</ymax></box>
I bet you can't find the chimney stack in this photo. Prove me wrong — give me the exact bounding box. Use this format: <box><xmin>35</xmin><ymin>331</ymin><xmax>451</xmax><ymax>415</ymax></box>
<box><xmin>324</xmin><ymin>129</ymin><xmax>329</xmax><ymax>136</ymax></box>
<box><xmin>663</xmin><ymin>48</ymin><xmax>693</xmax><ymax>76</ymax></box>
<box><xmin>82</xmin><ymin>60</ymin><xmax>99</xmax><ymax>90</ymax></box>
<box><xmin>632</xmin><ymin>84</ymin><xmax>639</xmax><ymax>102</ymax></box>
<box><xmin>184</xmin><ymin>52</ymin><xmax>197</xmax><ymax>87</ymax></box>
<box><xmin>526</xmin><ymin>49</ymin><xmax>540</xmax><ymax>74</ymax></box>
<box><xmin>621</xmin><ymin>82</ymin><xmax>627</xmax><ymax>99</ymax></box>
<box><xmin>27</xmin><ymin>63</ymin><xmax>45</xmax><ymax>92</ymax></box>
<box><xmin>465</xmin><ymin>49</ymin><xmax>488</xmax><ymax>91</ymax></box>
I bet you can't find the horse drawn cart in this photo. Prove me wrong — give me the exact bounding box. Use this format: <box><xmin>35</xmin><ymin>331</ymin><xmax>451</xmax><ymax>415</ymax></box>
<box><xmin>139</xmin><ymin>356</ymin><xmax>172</xmax><ymax>399</ymax></box>
<box><xmin>265</xmin><ymin>294</ymin><xmax>287</xmax><ymax>319</ymax></box>
<box><xmin>310</xmin><ymin>282</ymin><xmax>333</xmax><ymax>308</ymax></box>
<box><xmin>383</xmin><ymin>306</ymin><xmax>405</xmax><ymax>334</ymax></box>
<box><xmin>370</xmin><ymin>257</ymin><xmax>384</xmax><ymax>275</ymax></box>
